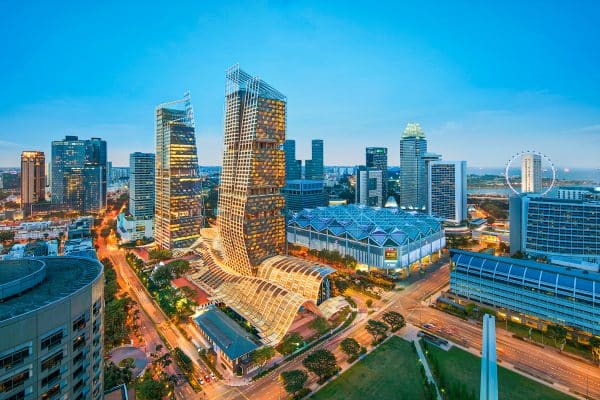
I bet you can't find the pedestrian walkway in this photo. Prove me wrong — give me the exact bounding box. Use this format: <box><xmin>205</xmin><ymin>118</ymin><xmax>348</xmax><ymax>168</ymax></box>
<box><xmin>414</xmin><ymin>339</ymin><xmax>442</xmax><ymax>400</ymax></box>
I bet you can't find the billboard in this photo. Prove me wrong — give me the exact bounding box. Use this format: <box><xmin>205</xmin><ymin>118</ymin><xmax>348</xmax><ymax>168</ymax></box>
<box><xmin>384</xmin><ymin>247</ymin><xmax>398</xmax><ymax>261</ymax></box>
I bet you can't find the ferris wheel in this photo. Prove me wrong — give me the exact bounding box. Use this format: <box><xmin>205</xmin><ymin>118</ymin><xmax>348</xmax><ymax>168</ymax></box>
<box><xmin>504</xmin><ymin>150</ymin><xmax>557</xmax><ymax>196</ymax></box>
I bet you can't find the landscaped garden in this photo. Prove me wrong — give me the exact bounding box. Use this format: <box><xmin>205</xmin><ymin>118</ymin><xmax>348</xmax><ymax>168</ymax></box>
<box><xmin>423</xmin><ymin>341</ymin><xmax>574</xmax><ymax>400</ymax></box>
<box><xmin>311</xmin><ymin>336</ymin><xmax>431</xmax><ymax>400</ymax></box>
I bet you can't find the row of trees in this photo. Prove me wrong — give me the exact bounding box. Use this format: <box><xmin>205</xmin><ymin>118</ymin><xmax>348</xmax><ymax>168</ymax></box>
<box><xmin>101</xmin><ymin>257</ymin><xmax>133</xmax><ymax>350</ymax></box>
<box><xmin>365</xmin><ymin>311</ymin><xmax>406</xmax><ymax>345</ymax></box>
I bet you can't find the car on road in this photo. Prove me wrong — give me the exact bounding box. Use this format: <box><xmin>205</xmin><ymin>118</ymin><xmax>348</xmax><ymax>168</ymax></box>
<box><xmin>204</xmin><ymin>375</ymin><xmax>211</xmax><ymax>383</ymax></box>
<box><xmin>199</xmin><ymin>378</ymin><xmax>204</xmax><ymax>385</ymax></box>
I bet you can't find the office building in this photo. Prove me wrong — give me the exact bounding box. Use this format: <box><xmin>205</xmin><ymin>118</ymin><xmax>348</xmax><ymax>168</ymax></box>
<box><xmin>21</xmin><ymin>151</ymin><xmax>46</xmax><ymax>214</ymax></box>
<box><xmin>355</xmin><ymin>166</ymin><xmax>383</xmax><ymax>207</ymax></box>
<box><xmin>189</xmin><ymin>66</ymin><xmax>334</xmax><ymax>351</ymax></box>
<box><xmin>287</xmin><ymin>204</ymin><xmax>445</xmax><ymax>275</ymax></box>
<box><xmin>283</xmin><ymin>140</ymin><xmax>301</xmax><ymax>181</ymax></box>
<box><xmin>428</xmin><ymin>160</ymin><xmax>467</xmax><ymax>224</ymax></box>
<box><xmin>400</xmin><ymin>123</ymin><xmax>428</xmax><ymax>210</ymax></box>
<box><xmin>51</xmin><ymin>136</ymin><xmax>107</xmax><ymax>213</ymax></box>
<box><xmin>447</xmin><ymin>250</ymin><xmax>600</xmax><ymax>335</ymax></box>
<box><xmin>129</xmin><ymin>152</ymin><xmax>155</xmax><ymax>219</ymax></box>
<box><xmin>510</xmin><ymin>195</ymin><xmax>600</xmax><ymax>264</ymax></box>
<box><xmin>117</xmin><ymin>213</ymin><xmax>153</xmax><ymax>243</ymax></box>
<box><xmin>305</xmin><ymin>139</ymin><xmax>324</xmax><ymax>180</ymax></box>
<box><xmin>0</xmin><ymin>256</ymin><xmax>104</xmax><ymax>399</ymax></box>
<box><xmin>282</xmin><ymin>180</ymin><xmax>328</xmax><ymax>213</ymax></box>
<box><xmin>557</xmin><ymin>186</ymin><xmax>600</xmax><ymax>200</ymax></box>
<box><xmin>521</xmin><ymin>153</ymin><xmax>542</xmax><ymax>193</ymax></box>
<box><xmin>154</xmin><ymin>92</ymin><xmax>203</xmax><ymax>249</ymax></box>
<box><xmin>218</xmin><ymin>65</ymin><xmax>288</xmax><ymax>275</ymax></box>
<box><xmin>366</xmin><ymin>147</ymin><xmax>388</xmax><ymax>202</ymax></box>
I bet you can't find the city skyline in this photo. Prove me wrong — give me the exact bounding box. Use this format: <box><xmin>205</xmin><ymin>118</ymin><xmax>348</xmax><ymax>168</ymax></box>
<box><xmin>1</xmin><ymin>2</ymin><xmax>599</xmax><ymax>168</ymax></box>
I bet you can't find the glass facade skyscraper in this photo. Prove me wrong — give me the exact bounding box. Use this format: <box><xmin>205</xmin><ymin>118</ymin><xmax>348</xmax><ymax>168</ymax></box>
<box><xmin>283</xmin><ymin>139</ymin><xmax>301</xmax><ymax>181</ymax></box>
<box><xmin>509</xmin><ymin>195</ymin><xmax>600</xmax><ymax>264</ymax></box>
<box><xmin>355</xmin><ymin>166</ymin><xmax>383</xmax><ymax>207</ymax></box>
<box><xmin>400</xmin><ymin>123</ymin><xmax>428</xmax><ymax>210</ymax></box>
<box><xmin>219</xmin><ymin>65</ymin><xmax>287</xmax><ymax>275</ymax></box>
<box><xmin>20</xmin><ymin>151</ymin><xmax>46</xmax><ymax>214</ymax></box>
<box><xmin>51</xmin><ymin>136</ymin><xmax>107</xmax><ymax>212</ymax></box>
<box><xmin>305</xmin><ymin>139</ymin><xmax>324</xmax><ymax>180</ymax></box>
<box><xmin>428</xmin><ymin>160</ymin><xmax>467</xmax><ymax>224</ymax></box>
<box><xmin>154</xmin><ymin>93</ymin><xmax>203</xmax><ymax>249</ymax></box>
<box><xmin>129</xmin><ymin>152</ymin><xmax>155</xmax><ymax>219</ymax></box>
<box><xmin>366</xmin><ymin>147</ymin><xmax>388</xmax><ymax>205</ymax></box>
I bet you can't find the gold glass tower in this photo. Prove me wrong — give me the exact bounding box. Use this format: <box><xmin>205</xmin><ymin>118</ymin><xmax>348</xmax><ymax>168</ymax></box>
<box><xmin>154</xmin><ymin>92</ymin><xmax>203</xmax><ymax>249</ymax></box>
<box><xmin>20</xmin><ymin>151</ymin><xmax>46</xmax><ymax>213</ymax></box>
<box><xmin>218</xmin><ymin>65</ymin><xmax>287</xmax><ymax>275</ymax></box>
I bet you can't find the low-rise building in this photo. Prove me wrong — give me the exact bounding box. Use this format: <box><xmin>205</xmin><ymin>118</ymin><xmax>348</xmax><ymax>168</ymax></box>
<box><xmin>447</xmin><ymin>249</ymin><xmax>600</xmax><ymax>335</ymax></box>
<box><xmin>193</xmin><ymin>306</ymin><xmax>259</xmax><ymax>375</ymax></box>
<box><xmin>287</xmin><ymin>204</ymin><xmax>445</xmax><ymax>275</ymax></box>
<box><xmin>117</xmin><ymin>213</ymin><xmax>153</xmax><ymax>243</ymax></box>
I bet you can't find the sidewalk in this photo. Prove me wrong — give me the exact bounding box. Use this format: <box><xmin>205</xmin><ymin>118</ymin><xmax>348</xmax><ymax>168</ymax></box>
<box><xmin>414</xmin><ymin>339</ymin><xmax>442</xmax><ymax>400</ymax></box>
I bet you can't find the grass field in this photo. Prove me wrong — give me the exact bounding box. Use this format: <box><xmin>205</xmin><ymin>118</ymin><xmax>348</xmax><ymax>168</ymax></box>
<box><xmin>311</xmin><ymin>336</ymin><xmax>429</xmax><ymax>400</ymax></box>
<box><xmin>425</xmin><ymin>343</ymin><xmax>574</xmax><ymax>400</ymax></box>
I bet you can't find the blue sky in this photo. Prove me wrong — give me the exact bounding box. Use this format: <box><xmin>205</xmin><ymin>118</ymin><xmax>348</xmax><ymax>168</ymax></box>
<box><xmin>0</xmin><ymin>1</ymin><xmax>599</xmax><ymax>168</ymax></box>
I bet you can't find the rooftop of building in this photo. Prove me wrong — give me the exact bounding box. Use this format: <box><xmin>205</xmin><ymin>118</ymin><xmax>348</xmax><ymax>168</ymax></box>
<box><xmin>558</xmin><ymin>185</ymin><xmax>600</xmax><ymax>191</ymax></box>
<box><xmin>450</xmin><ymin>249</ymin><xmax>600</xmax><ymax>286</ymax></box>
<box><xmin>288</xmin><ymin>204</ymin><xmax>443</xmax><ymax>245</ymax></box>
<box><xmin>518</xmin><ymin>194</ymin><xmax>600</xmax><ymax>205</ymax></box>
<box><xmin>402</xmin><ymin>122</ymin><xmax>426</xmax><ymax>139</ymax></box>
<box><xmin>172</xmin><ymin>277</ymin><xmax>210</xmax><ymax>306</ymax></box>
<box><xmin>0</xmin><ymin>256</ymin><xmax>103</xmax><ymax>323</ymax></box>
<box><xmin>193</xmin><ymin>306</ymin><xmax>259</xmax><ymax>360</ymax></box>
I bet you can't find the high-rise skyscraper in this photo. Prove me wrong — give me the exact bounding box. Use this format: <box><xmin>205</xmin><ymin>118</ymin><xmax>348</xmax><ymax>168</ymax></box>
<box><xmin>283</xmin><ymin>139</ymin><xmax>301</xmax><ymax>181</ymax></box>
<box><xmin>428</xmin><ymin>160</ymin><xmax>467</xmax><ymax>224</ymax></box>
<box><xmin>51</xmin><ymin>136</ymin><xmax>107</xmax><ymax>212</ymax></box>
<box><xmin>219</xmin><ymin>65</ymin><xmax>287</xmax><ymax>275</ymax></box>
<box><xmin>21</xmin><ymin>151</ymin><xmax>46</xmax><ymax>214</ymax></box>
<box><xmin>129</xmin><ymin>152</ymin><xmax>155</xmax><ymax>219</ymax></box>
<box><xmin>305</xmin><ymin>139</ymin><xmax>324</xmax><ymax>180</ymax></box>
<box><xmin>154</xmin><ymin>92</ymin><xmax>203</xmax><ymax>249</ymax></box>
<box><xmin>366</xmin><ymin>147</ymin><xmax>388</xmax><ymax>205</ymax></box>
<box><xmin>400</xmin><ymin>123</ymin><xmax>428</xmax><ymax>210</ymax></box>
<box><xmin>355</xmin><ymin>166</ymin><xmax>383</xmax><ymax>207</ymax></box>
<box><xmin>521</xmin><ymin>153</ymin><xmax>542</xmax><ymax>193</ymax></box>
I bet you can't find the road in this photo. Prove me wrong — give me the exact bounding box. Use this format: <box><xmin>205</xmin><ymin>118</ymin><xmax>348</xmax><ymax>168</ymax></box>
<box><xmin>97</xmin><ymin>214</ymin><xmax>210</xmax><ymax>399</ymax></box>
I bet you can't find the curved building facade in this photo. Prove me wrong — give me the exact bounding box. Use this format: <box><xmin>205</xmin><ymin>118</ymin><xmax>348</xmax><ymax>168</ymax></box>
<box><xmin>218</xmin><ymin>65</ymin><xmax>287</xmax><ymax>275</ymax></box>
<box><xmin>0</xmin><ymin>256</ymin><xmax>104</xmax><ymax>400</ymax></box>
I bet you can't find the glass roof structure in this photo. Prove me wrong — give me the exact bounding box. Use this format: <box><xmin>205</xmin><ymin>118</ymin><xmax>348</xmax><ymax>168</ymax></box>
<box><xmin>451</xmin><ymin>250</ymin><xmax>600</xmax><ymax>301</ymax></box>
<box><xmin>288</xmin><ymin>204</ymin><xmax>443</xmax><ymax>247</ymax></box>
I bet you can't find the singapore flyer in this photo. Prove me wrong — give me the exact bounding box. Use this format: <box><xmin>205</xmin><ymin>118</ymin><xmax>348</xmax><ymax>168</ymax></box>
<box><xmin>504</xmin><ymin>150</ymin><xmax>556</xmax><ymax>196</ymax></box>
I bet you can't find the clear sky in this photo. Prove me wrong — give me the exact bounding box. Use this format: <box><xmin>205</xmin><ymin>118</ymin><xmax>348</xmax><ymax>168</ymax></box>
<box><xmin>0</xmin><ymin>1</ymin><xmax>599</xmax><ymax>168</ymax></box>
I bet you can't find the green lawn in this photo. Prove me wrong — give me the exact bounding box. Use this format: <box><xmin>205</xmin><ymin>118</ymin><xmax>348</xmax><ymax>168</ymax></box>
<box><xmin>425</xmin><ymin>343</ymin><xmax>574</xmax><ymax>400</ymax></box>
<box><xmin>311</xmin><ymin>336</ymin><xmax>429</xmax><ymax>400</ymax></box>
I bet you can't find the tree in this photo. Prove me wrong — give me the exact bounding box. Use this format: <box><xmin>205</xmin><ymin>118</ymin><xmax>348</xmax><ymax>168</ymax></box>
<box><xmin>366</xmin><ymin>319</ymin><xmax>389</xmax><ymax>343</ymax></box>
<box><xmin>302</xmin><ymin>349</ymin><xmax>338</xmax><ymax>382</ymax></box>
<box><xmin>366</xmin><ymin>299</ymin><xmax>373</xmax><ymax>308</ymax></box>
<box><xmin>149</xmin><ymin>248</ymin><xmax>173</xmax><ymax>261</ymax></box>
<box><xmin>173</xmin><ymin>347</ymin><xmax>192</xmax><ymax>373</ymax></box>
<box><xmin>547</xmin><ymin>325</ymin><xmax>568</xmax><ymax>351</ymax></box>
<box><xmin>339</xmin><ymin>338</ymin><xmax>361</xmax><ymax>358</ymax></box>
<box><xmin>0</xmin><ymin>231</ymin><xmax>15</xmax><ymax>242</ymax></box>
<box><xmin>136</xmin><ymin>376</ymin><xmax>168</xmax><ymax>400</ymax></box>
<box><xmin>590</xmin><ymin>336</ymin><xmax>600</xmax><ymax>365</ymax></box>
<box><xmin>278</xmin><ymin>332</ymin><xmax>303</xmax><ymax>355</ymax></box>
<box><xmin>100</xmin><ymin>227</ymin><xmax>112</xmax><ymax>238</ymax></box>
<box><xmin>310</xmin><ymin>317</ymin><xmax>330</xmax><ymax>335</ymax></box>
<box><xmin>382</xmin><ymin>311</ymin><xmax>405</xmax><ymax>332</ymax></box>
<box><xmin>280</xmin><ymin>369</ymin><xmax>308</xmax><ymax>396</ymax></box>
<box><xmin>251</xmin><ymin>346</ymin><xmax>276</xmax><ymax>369</ymax></box>
<box><xmin>168</xmin><ymin>259</ymin><xmax>191</xmax><ymax>277</ymax></box>
<box><xmin>104</xmin><ymin>361</ymin><xmax>133</xmax><ymax>389</ymax></box>
<box><xmin>151</xmin><ymin>264</ymin><xmax>173</xmax><ymax>287</ymax></box>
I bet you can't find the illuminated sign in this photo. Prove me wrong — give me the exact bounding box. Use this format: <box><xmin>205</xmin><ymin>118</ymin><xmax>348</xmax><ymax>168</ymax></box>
<box><xmin>384</xmin><ymin>248</ymin><xmax>398</xmax><ymax>261</ymax></box>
